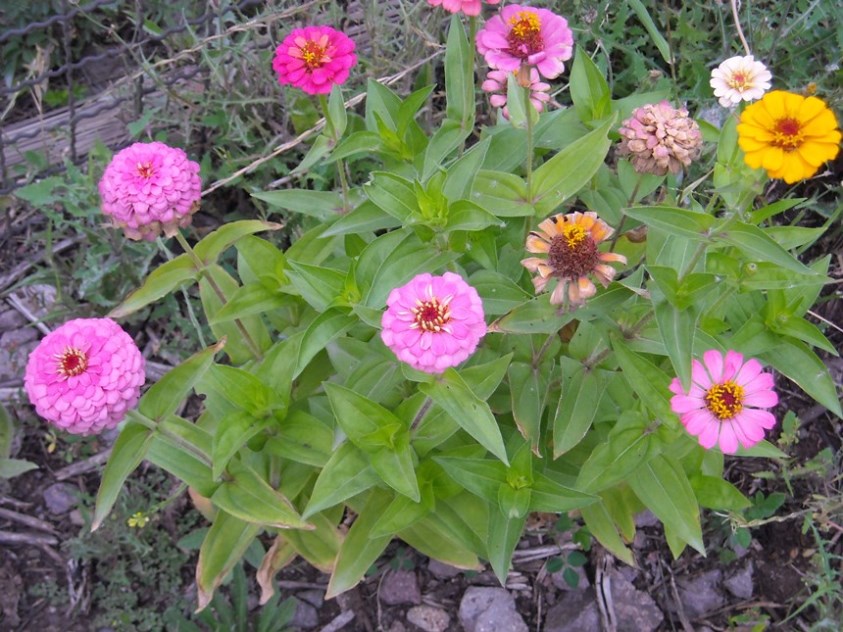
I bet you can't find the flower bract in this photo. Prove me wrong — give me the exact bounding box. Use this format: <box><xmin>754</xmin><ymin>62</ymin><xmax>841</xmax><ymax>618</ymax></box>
<box><xmin>381</xmin><ymin>272</ymin><xmax>486</xmax><ymax>374</ymax></box>
<box><xmin>669</xmin><ymin>350</ymin><xmax>778</xmax><ymax>454</ymax></box>
<box><xmin>273</xmin><ymin>26</ymin><xmax>357</xmax><ymax>95</ymax></box>
<box><xmin>710</xmin><ymin>55</ymin><xmax>772</xmax><ymax>108</ymax></box>
<box><xmin>481</xmin><ymin>68</ymin><xmax>551</xmax><ymax>118</ymax></box>
<box><xmin>426</xmin><ymin>0</ymin><xmax>500</xmax><ymax>17</ymax></box>
<box><xmin>521</xmin><ymin>212</ymin><xmax>627</xmax><ymax>309</ymax></box>
<box><xmin>737</xmin><ymin>90</ymin><xmax>841</xmax><ymax>184</ymax></box>
<box><xmin>25</xmin><ymin>318</ymin><xmax>146</xmax><ymax>435</ymax></box>
<box><xmin>476</xmin><ymin>4</ymin><xmax>573</xmax><ymax>80</ymax></box>
<box><xmin>98</xmin><ymin>142</ymin><xmax>202</xmax><ymax>241</ymax></box>
<box><xmin>617</xmin><ymin>101</ymin><xmax>703</xmax><ymax>175</ymax></box>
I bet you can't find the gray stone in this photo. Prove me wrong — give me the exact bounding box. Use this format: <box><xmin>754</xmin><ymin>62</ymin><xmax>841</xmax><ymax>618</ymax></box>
<box><xmin>0</xmin><ymin>328</ymin><xmax>38</xmax><ymax>382</ymax></box>
<box><xmin>0</xmin><ymin>309</ymin><xmax>26</xmax><ymax>332</ymax></box>
<box><xmin>544</xmin><ymin>588</ymin><xmax>600</xmax><ymax>632</ymax></box>
<box><xmin>634</xmin><ymin>510</ymin><xmax>659</xmax><ymax>528</ymax></box>
<box><xmin>458</xmin><ymin>587</ymin><xmax>528</xmax><ymax>632</ymax></box>
<box><xmin>379</xmin><ymin>570</ymin><xmax>421</xmax><ymax>606</ymax></box>
<box><xmin>609</xmin><ymin>571</ymin><xmax>663</xmax><ymax>632</ymax></box>
<box><xmin>427</xmin><ymin>559</ymin><xmax>462</xmax><ymax>579</ymax></box>
<box><xmin>724</xmin><ymin>562</ymin><xmax>754</xmax><ymax>600</ymax></box>
<box><xmin>290</xmin><ymin>597</ymin><xmax>318</xmax><ymax>629</ymax></box>
<box><xmin>677</xmin><ymin>569</ymin><xmax>726</xmax><ymax>618</ymax></box>
<box><xmin>298</xmin><ymin>589</ymin><xmax>325</xmax><ymax>609</ymax></box>
<box><xmin>406</xmin><ymin>605</ymin><xmax>450</xmax><ymax>632</ymax></box>
<box><xmin>42</xmin><ymin>483</ymin><xmax>78</xmax><ymax>514</ymax></box>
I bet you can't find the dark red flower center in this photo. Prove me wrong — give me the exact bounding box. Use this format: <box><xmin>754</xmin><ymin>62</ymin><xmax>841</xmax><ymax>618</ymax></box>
<box><xmin>547</xmin><ymin>224</ymin><xmax>599</xmax><ymax>279</ymax></box>
<box><xmin>506</xmin><ymin>11</ymin><xmax>544</xmax><ymax>58</ymax></box>
<box><xmin>136</xmin><ymin>161</ymin><xmax>154</xmax><ymax>178</ymax></box>
<box><xmin>57</xmin><ymin>347</ymin><xmax>88</xmax><ymax>377</ymax></box>
<box><xmin>771</xmin><ymin>117</ymin><xmax>804</xmax><ymax>152</ymax></box>
<box><xmin>299</xmin><ymin>40</ymin><xmax>329</xmax><ymax>70</ymax></box>
<box><xmin>705</xmin><ymin>381</ymin><xmax>745</xmax><ymax>420</ymax></box>
<box><xmin>411</xmin><ymin>297</ymin><xmax>451</xmax><ymax>333</ymax></box>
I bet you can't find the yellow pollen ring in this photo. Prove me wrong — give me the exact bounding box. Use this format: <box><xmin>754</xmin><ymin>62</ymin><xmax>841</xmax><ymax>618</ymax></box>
<box><xmin>299</xmin><ymin>41</ymin><xmax>328</xmax><ymax>69</ymax></box>
<box><xmin>508</xmin><ymin>11</ymin><xmax>541</xmax><ymax>38</ymax></box>
<box><xmin>136</xmin><ymin>161</ymin><xmax>154</xmax><ymax>178</ymax></box>
<box><xmin>56</xmin><ymin>347</ymin><xmax>88</xmax><ymax>378</ymax></box>
<box><xmin>727</xmin><ymin>72</ymin><xmax>749</xmax><ymax>90</ymax></box>
<box><xmin>771</xmin><ymin>117</ymin><xmax>804</xmax><ymax>151</ymax></box>
<box><xmin>411</xmin><ymin>297</ymin><xmax>451</xmax><ymax>333</ymax></box>
<box><xmin>704</xmin><ymin>381</ymin><xmax>745</xmax><ymax>420</ymax></box>
<box><xmin>562</xmin><ymin>224</ymin><xmax>587</xmax><ymax>248</ymax></box>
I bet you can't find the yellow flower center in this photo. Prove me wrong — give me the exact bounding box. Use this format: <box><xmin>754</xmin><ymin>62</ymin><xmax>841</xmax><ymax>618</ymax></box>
<box><xmin>562</xmin><ymin>224</ymin><xmax>587</xmax><ymax>248</ymax></box>
<box><xmin>299</xmin><ymin>40</ymin><xmax>328</xmax><ymax>70</ymax></box>
<box><xmin>411</xmin><ymin>297</ymin><xmax>451</xmax><ymax>333</ymax></box>
<box><xmin>705</xmin><ymin>381</ymin><xmax>745</xmax><ymax>420</ymax></box>
<box><xmin>548</xmin><ymin>223</ymin><xmax>598</xmax><ymax>279</ymax></box>
<box><xmin>136</xmin><ymin>162</ymin><xmax>154</xmax><ymax>178</ymax></box>
<box><xmin>771</xmin><ymin>117</ymin><xmax>804</xmax><ymax>151</ymax></box>
<box><xmin>727</xmin><ymin>71</ymin><xmax>749</xmax><ymax>90</ymax></box>
<box><xmin>56</xmin><ymin>347</ymin><xmax>88</xmax><ymax>377</ymax></box>
<box><xmin>506</xmin><ymin>11</ymin><xmax>543</xmax><ymax>57</ymax></box>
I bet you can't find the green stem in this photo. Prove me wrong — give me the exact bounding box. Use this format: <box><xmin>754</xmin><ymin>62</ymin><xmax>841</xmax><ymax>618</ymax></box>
<box><xmin>524</xmin><ymin>81</ymin><xmax>535</xmax><ymax>203</ymax></box>
<box><xmin>410</xmin><ymin>398</ymin><xmax>433</xmax><ymax>432</ymax></box>
<box><xmin>319</xmin><ymin>93</ymin><xmax>350</xmax><ymax>212</ymax></box>
<box><xmin>156</xmin><ymin>237</ymin><xmax>207</xmax><ymax>348</ymax></box>
<box><xmin>173</xmin><ymin>230</ymin><xmax>262</xmax><ymax>361</ymax></box>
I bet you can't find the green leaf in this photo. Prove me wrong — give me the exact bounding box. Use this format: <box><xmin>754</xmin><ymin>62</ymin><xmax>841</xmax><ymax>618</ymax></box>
<box><xmin>109</xmin><ymin>255</ymin><xmax>197</xmax><ymax>318</ymax></box>
<box><xmin>625</xmin><ymin>206</ymin><xmax>715</xmax><ymax>241</ymax></box>
<box><xmin>92</xmin><ymin>418</ymin><xmax>154</xmax><ymax>530</ymax></box>
<box><xmin>629</xmin><ymin>455</ymin><xmax>704</xmax><ymax>554</ymax></box>
<box><xmin>471</xmin><ymin>170</ymin><xmax>532</xmax><ymax>217</ymax></box>
<box><xmin>283</xmin><ymin>513</ymin><xmax>343</xmax><ymax>574</ymax></box>
<box><xmin>139</xmin><ymin>342</ymin><xmax>221</xmax><ymax>421</ymax></box>
<box><xmin>446</xmin><ymin>200</ymin><xmax>502</xmax><ymax>232</ymax></box>
<box><xmin>0</xmin><ymin>402</ymin><xmax>12</xmax><ymax>459</ymax></box>
<box><xmin>304</xmin><ymin>443</ymin><xmax>381</xmax><ymax>518</ymax></box>
<box><xmin>326</xmin><ymin>491</ymin><xmax>393</xmax><ymax>599</ymax></box>
<box><xmin>399</xmin><ymin>515</ymin><xmax>482</xmax><ymax>570</ymax></box>
<box><xmin>296</xmin><ymin>309</ymin><xmax>356</xmax><ymax>379</ymax></box>
<box><xmin>628</xmin><ymin>0</ymin><xmax>671</xmax><ymax>63</ymax></box>
<box><xmin>553</xmin><ymin>368</ymin><xmax>607</xmax><ymax>457</ymax></box>
<box><xmin>371</xmin><ymin>488</ymin><xmax>433</xmax><ymax>538</ymax></box>
<box><xmin>529</xmin><ymin>473</ymin><xmax>597</xmax><ymax>512</ymax></box>
<box><xmin>737</xmin><ymin>440</ymin><xmax>788</xmax><ymax>459</ymax></box>
<box><xmin>370</xmin><ymin>444</ymin><xmax>420</xmax><ymax>502</ymax></box>
<box><xmin>653</xmin><ymin>293</ymin><xmax>697</xmax><ymax>390</ymax></box>
<box><xmin>570</xmin><ymin>46</ymin><xmax>611</xmax><ymax>123</ymax></box>
<box><xmin>434</xmin><ymin>456</ymin><xmax>508</xmax><ymax>500</ymax></box>
<box><xmin>330</xmin><ymin>130</ymin><xmax>383</xmax><ymax>162</ymax></box>
<box><xmin>293</xmin><ymin>134</ymin><xmax>333</xmax><ymax>174</ymax></box>
<box><xmin>491</xmin><ymin>295</ymin><xmax>574</xmax><ymax>335</ymax></box>
<box><xmin>760</xmin><ymin>340</ymin><xmax>842</xmax><ymax>417</ymax></box>
<box><xmin>0</xmin><ymin>458</ymin><xmax>38</xmax><ymax>478</ymax></box>
<box><xmin>193</xmin><ymin>220</ymin><xmax>283</xmax><ymax>264</ymax></box>
<box><xmin>580</xmin><ymin>500</ymin><xmax>635</xmax><ymax>566</ymax></box>
<box><xmin>201</xmin><ymin>364</ymin><xmax>280</xmax><ymax>418</ymax></box>
<box><xmin>444</xmin><ymin>14</ymin><xmax>474</xmax><ymax>124</ymax></box>
<box><xmin>209</xmin><ymin>283</ymin><xmax>287</xmax><ymax>324</ymax></box>
<box><xmin>531</xmin><ymin>116</ymin><xmax>615</xmax><ymax>215</ymax></box>
<box><xmin>423</xmin><ymin>119</ymin><xmax>474</xmax><ymax>180</ymax></box>
<box><xmin>443</xmin><ymin>136</ymin><xmax>491</xmax><ymax>201</ymax></box>
<box><xmin>508</xmin><ymin>362</ymin><xmax>545</xmax><ymax>455</ymax></box>
<box><xmin>325</xmin><ymin>383</ymin><xmax>404</xmax><ymax>450</ymax></box>
<box><xmin>717</xmin><ymin>222</ymin><xmax>816</xmax><ymax>275</ymax></box>
<box><xmin>196</xmin><ymin>511</ymin><xmax>260</xmax><ymax>610</ymax></box>
<box><xmin>211</xmin><ymin>411</ymin><xmax>270</xmax><ymax>480</ymax></box>
<box><xmin>420</xmin><ymin>370</ymin><xmax>509</xmax><ymax>465</ymax></box>
<box><xmin>327</xmin><ymin>83</ymin><xmax>348</xmax><ymax>138</ymax></box>
<box><xmin>321</xmin><ymin>200</ymin><xmax>401</xmax><ymax>237</ymax></box>
<box><xmin>611</xmin><ymin>337</ymin><xmax>675</xmax><ymax>422</ymax></box>
<box><xmin>487</xmin><ymin>511</ymin><xmax>527</xmax><ymax>585</ymax></box>
<box><xmin>469</xmin><ymin>270</ymin><xmax>533</xmax><ymax>316</ymax></box>
<box><xmin>365</xmin><ymin>172</ymin><xmax>417</xmax><ymax>221</ymax></box>
<box><xmin>268</xmin><ymin>409</ymin><xmax>333</xmax><ymax>467</ymax></box>
<box><xmin>211</xmin><ymin>461</ymin><xmax>310</xmax><ymax>529</ymax></box>
<box><xmin>690</xmin><ymin>475</ymin><xmax>751</xmax><ymax>511</ymax></box>
<box><xmin>252</xmin><ymin>189</ymin><xmax>343</xmax><ymax>221</ymax></box>
<box><xmin>286</xmin><ymin>260</ymin><xmax>346</xmax><ymax>311</ymax></box>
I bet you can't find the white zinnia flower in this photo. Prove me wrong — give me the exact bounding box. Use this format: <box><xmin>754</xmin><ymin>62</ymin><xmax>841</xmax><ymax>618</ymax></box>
<box><xmin>710</xmin><ymin>55</ymin><xmax>772</xmax><ymax>108</ymax></box>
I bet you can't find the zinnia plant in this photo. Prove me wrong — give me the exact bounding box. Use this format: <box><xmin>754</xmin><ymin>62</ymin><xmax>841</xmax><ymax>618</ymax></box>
<box><xmin>617</xmin><ymin>101</ymin><xmax>703</xmax><ymax>175</ymax></box>
<box><xmin>481</xmin><ymin>68</ymin><xmax>551</xmax><ymax>118</ymax></box>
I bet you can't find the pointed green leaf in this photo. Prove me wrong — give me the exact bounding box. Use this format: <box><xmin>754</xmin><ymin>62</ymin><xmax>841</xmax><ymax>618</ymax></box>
<box><xmin>553</xmin><ymin>368</ymin><xmax>607</xmax><ymax>457</ymax></box>
<box><xmin>444</xmin><ymin>14</ymin><xmax>474</xmax><ymax>124</ymax></box>
<box><xmin>570</xmin><ymin>45</ymin><xmax>611</xmax><ymax>123</ymax></box>
<box><xmin>690</xmin><ymin>475</ymin><xmax>751</xmax><ymax>511</ymax></box>
<box><xmin>487</xmin><ymin>510</ymin><xmax>527</xmax><ymax>585</ymax></box>
<box><xmin>580</xmin><ymin>500</ymin><xmax>635</xmax><ymax>566</ymax></box>
<box><xmin>304</xmin><ymin>443</ymin><xmax>381</xmax><ymax>518</ymax></box>
<box><xmin>611</xmin><ymin>337</ymin><xmax>675</xmax><ymax>422</ymax></box>
<box><xmin>717</xmin><ymin>222</ymin><xmax>816</xmax><ymax>275</ymax></box>
<box><xmin>296</xmin><ymin>309</ymin><xmax>356</xmax><ymax>379</ymax></box>
<box><xmin>109</xmin><ymin>254</ymin><xmax>197</xmax><ymax>318</ymax></box>
<box><xmin>212</xmin><ymin>411</ymin><xmax>270</xmax><ymax>480</ymax></box>
<box><xmin>193</xmin><ymin>220</ymin><xmax>283</xmax><ymax>264</ymax></box>
<box><xmin>196</xmin><ymin>511</ymin><xmax>260</xmax><ymax>611</ymax></box>
<box><xmin>625</xmin><ymin>206</ymin><xmax>715</xmax><ymax>241</ymax></box>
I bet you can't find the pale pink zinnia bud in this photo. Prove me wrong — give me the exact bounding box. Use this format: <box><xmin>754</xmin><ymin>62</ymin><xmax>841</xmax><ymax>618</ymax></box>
<box><xmin>25</xmin><ymin>318</ymin><xmax>146</xmax><ymax>435</ymax></box>
<box><xmin>426</xmin><ymin>0</ymin><xmax>501</xmax><ymax>17</ymax></box>
<box><xmin>481</xmin><ymin>69</ymin><xmax>551</xmax><ymax>119</ymax></box>
<box><xmin>273</xmin><ymin>26</ymin><xmax>357</xmax><ymax>95</ymax></box>
<box><xmin>617</xmin><ymin>101</ymin><xmax>703</xmax><ymax>175</ymax></box>
<box><xmin>98</xmin><ymin>142</ymin><xmax>202</xmax><ymax>241</ymax></box>
<box><xmin>669</xmin><ymin>350</ymin><xmax>778</xmax><ymax>454</ymax></box>
<box><xmin>381</xmin><ymin>273</ymin><xmax>486</xmax><ymax>374</ymax></box>
<box><xmin>476</xmin><ymin>4</ymin><xmax>573</xmax><ymax>80</ymax></box>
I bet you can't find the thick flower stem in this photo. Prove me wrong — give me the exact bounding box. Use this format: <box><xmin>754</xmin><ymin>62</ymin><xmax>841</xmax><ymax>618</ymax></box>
<box><xmin>173</xmin><ymin>230</ymin><xmax>263</xmax><ymax>361</ymax></box>
<box><xmin>319</xmin><ymin>94</ymin><xmax>351</xmax><ymax>213</ymax></box>
<box><xmin>410</xmin><ymin>397</ymin><xmax>433</xmax><ymax>432</ymax></box>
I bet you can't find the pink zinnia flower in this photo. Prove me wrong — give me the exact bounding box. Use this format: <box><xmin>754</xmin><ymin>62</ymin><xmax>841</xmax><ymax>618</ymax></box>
<box><xmin>476</xmin><ymin>4</ymin><xmax>574</xmax><ymax>80</ymax></box>
<box><xmin>616</xmin><ymin>101</ymin><xmax>703</xmax><ymax>175</ymax></box>
<box><xmin>272</xmin><ymin>26</ymin><xmax>357</xmax><ymax>95</ymax></box>
<box><xmin>481</xmin><ymin>68</ymin><xmax>551</xmax><ymax>119</ymax></box>
<box><xmin>669</xmin><ymin>350</ymin><xmax>778</xmax><ymax>455</ymax></box>
<box><xmin>25</xmin><ymin>318</ymin><xmax>146</xmax><ymax>435</ymax></box>
<box><xmin>99</xmin><ymin>142</ymin><xmax>202</xmax><ymax>241</ymax></box>
<box><xmin>426</xmin><ymin>0</ymin><xmax>501</xmax><ymax>17</ymax></box>
<box><xmin>381</xmin><ymin>272</ymin><xmax>486</xmax><ymax>374</ymax></box>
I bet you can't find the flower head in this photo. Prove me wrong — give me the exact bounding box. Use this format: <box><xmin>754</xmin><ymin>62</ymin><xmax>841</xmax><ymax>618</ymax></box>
<box><xmin>481</xmin><ymin>69</ymin><xmax>551</xmax><ymax>118</ymax></box>
<box><xmin>476</xmin><ymin>4</ymin><xmax>574</xmax><ymax>80</ymax></box>
<box><xmin>98</xmin><ymin>142</ymin><xmax>202</xmax><ymax>241</ymax></box>
<box><xmin>273</xmin><ymin>26</ymin><xmax>356</xmax><ymax>95</ymax></box>
<box><xmin>521</xmin><ymin>212</ymin><xmax>626</xmax><ymax>309</ymax></box>
<box><xmin>669</xmin><ymin>350</ymin><xmax>778</xmax><ymax>454</ymax></box>
<box><xmin>426</xmin><ymin>0</ymin><xmax>500</xmax><ymax>17</ymax></box>
<box><xmin>617</xmin><ymin>101</ymin><xmax>703</xmax><ymax>175</ymax></box>
<box><xmin>24</xmin><ymin>318</ymin><xmax>146</xmax><ymax>435</ymax></box>
<box><xmin>737</xmin><ymin>90</ymin><xmax>841</xmax><ymax>184</ymax></box>
<box><xmin>381</xmin><ymin>272</ymin><xmax>486</xmax><ymax>374</ymax></box>
<box><xmin>710</xmin><ymin>55</ymin><xmax>772</xmax><ymax>108</ymax></box>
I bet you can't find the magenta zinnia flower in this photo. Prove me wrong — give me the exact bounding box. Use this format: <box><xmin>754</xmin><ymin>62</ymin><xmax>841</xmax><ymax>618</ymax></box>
<box><xmin>99</xmin><ymin>142</ymin><xmax>202</xmax><ymax>241</ymax></box>
<box><xmin>481</xmin><ymin>68</ymin><xmax>551</xmax><ymax>118</ymax></box>
<box><xmin>273</xmin><ymin>26</ymin><xmax>357</xmax><ymax>95</ymax></box>
<box><xmin>426</xmin><ymin>0</ymin><xmax>501</xmax><ymax>17</ymax></box>
<box><xmin>476</xmin><ymin>4</ymin><xmax>574</xmax><ymax>80</ymax></box>
<box><xmin>381</xmin><ymin>272</ymin><xmax>486</xmax><ymax>374</ymax></box>
<box><xmin>25</xmin><ymin>318</ymin><xmax>146</xmax><ymax>435</ymax></box>
<box><xmin>669</xmin><ymin>350</ymin><xmax>778</xmax><ymax>454</ymax></box>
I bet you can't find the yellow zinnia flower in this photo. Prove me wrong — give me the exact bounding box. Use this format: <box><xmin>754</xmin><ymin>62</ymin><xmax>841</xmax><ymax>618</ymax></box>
<box><xmin>737</xmin><ymin>90</ymin><xmax>841</xmax><ymax>184</ymax></box>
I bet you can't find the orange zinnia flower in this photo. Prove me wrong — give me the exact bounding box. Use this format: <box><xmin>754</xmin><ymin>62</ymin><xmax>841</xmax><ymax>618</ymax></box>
<box><xmin>521</xmin><ymin>212</ymin><xmax>627</xmax><ymax>308</ymax></box>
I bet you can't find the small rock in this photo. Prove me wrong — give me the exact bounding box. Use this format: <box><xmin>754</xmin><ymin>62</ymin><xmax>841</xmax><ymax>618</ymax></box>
<box><xmin>427</xmin><ymin>559</ymin><xmax>462</xmax><ymax>579</ymax></box>
<box><xmin>380</xmin><ymin>570</ymin><xmax>421</xmax><ymax>606</ymax></box>
<box><xmin>677</xmin><ymin>569</ymin><xmax>726</xmax><ymax>618</ymax></box>
<box><xmin>406</xmin><ymin>605</ymin><xmax>450</xmax><ymax>632</ymax></box>
<box><xmin>544</xmin><ymin>588</ymin><xmax>600</xmax><ymax>632</ymax></box>
<box><xmin>609</xmin><ymin>571</ymin><xmax>663</xmax><ymax>632</ymax></box>
<box><xmin>551</xmin><ymin>565</ymin><xmax>589</xmax><ymax>591</ymax></box>
<box><xmin>290</xmin><ymin>597</ymin><xmax>318</xmax><ymax>629</ymax></box>
<box><xmin>634</xmin><ymin>510</ymin><xmax>659</xmax><ymax>528</ymax></box>
<box><xmin>43</xmin><ymin>483</ymin><xmax>79</xmax><ymax>514</ymax></box>
<box><xmin>387</xmin><ymin>622</ymin><xmax>406</xmax><ymax>632</ymax></box>
<box><xmin>298</xmin><ymin>589</ymin><xmax>325</xmax><ymax>609</ymax></box>
<box><xmin>724</xmin><ymin>561</ymin><xmax>754</xmax><ymax>599</ymax></box>
<box><xmin>69</xmin><ymin>510</ymin><xmax>85</xmax><ymax>526</ymax></box>
<box><xmin>458</xmin><ymin>586</ymin><xmax>528</xmax><ymax>632</ymax></box>
<box><xmin>0</xmin><ymin>329</ymin><xmax>38</xmax><ymax>382</ymax></box>
<box><xmin>0</xmin><ymin>309</ymin><xmax>26</xmax><ymax>332</ymax></box>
